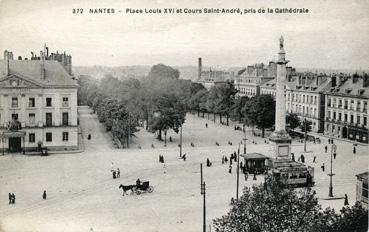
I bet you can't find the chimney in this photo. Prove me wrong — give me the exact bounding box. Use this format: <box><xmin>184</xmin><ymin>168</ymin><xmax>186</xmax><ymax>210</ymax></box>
<box><xmin>40</xmin><ymin>51</ymin><xmax>46</xmax><ymax>80</ymax></box>
<box><xmin>198</xmin><ymin>57</ymin><xmax>202</xmax><ymax>80</ymax></box>
<box><xmin>315</xmin><ymin>76</ymin><xmax>321</xmax><ymax>86</ymax></box>
<box><xmin>4</xmin><ymin>50</ymin><xmax>10</xmax><ymax>75</ymax></box>
<box><xmin>336</xmin><ymin>75</ymin><xmax>342</xmax><ymax>86</ymax></box>
<box><xmin>363</xmin><ymin>74</ymin><xmax>369</xmax><ymax>87</ymax></box>
<box><xmin>331</xmin><ymin>76</ymin><xmax>336</xmax><ymax>87</ymax></box>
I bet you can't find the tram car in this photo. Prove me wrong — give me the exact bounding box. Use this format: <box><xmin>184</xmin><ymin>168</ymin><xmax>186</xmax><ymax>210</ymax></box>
<box><xmin>269</xmin><ymin>159</ymin><xmax>315</xmax><ymax>187</ymax></box>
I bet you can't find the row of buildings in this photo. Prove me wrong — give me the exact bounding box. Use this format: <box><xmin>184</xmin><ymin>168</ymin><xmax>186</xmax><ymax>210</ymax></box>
<box><xmin>196</xmin><ymin>57</ymin><xmax>369</xmax><ymax>144</ymax></box>
<box><xmin>259</xmin><ymin>73</ymin><xmax>369</xmax><ymax>143</ymax></box>
<box><xmin>0</xmin><ymin>46</ymin><xmax>78</xmax><ymax>153</ymax></box>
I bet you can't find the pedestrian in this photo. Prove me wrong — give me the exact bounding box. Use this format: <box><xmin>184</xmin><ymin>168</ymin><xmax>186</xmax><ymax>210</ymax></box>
<box><xmin>313</xmin><ymin>156</ymin><xmax>316</xmax><ymax>163</ymax></box>
<box><xmin>182</xmin><ymin>154</ymin><xmax>186</xmax><ymax>161</ymax></box>
<box><xmin>112</xmin><ymin>170</ymin><xmax>116</xmax><ymax>179</ymax></box>
<box><xmin>333</xmin><ymin>152</ymin><xmax>336</xmax><ymax>159</ymax></box>
<box><xmin>253</xmin><ymin>173</ymin><xmax>257</xmax><ymax>180</ymax></box>
<box><xmin>42</xmin><ymin>190</ymin><xmax>47</xmax><ymax>200</ymax></box>
<box><xmin>117</xmin><ymin>168</ymin><xmax>120</xmax><ymax>178</ymax></box>
<box><xmin>244</xmin><ymin>172</ymin><xmax>249</xmax><ymax>181</ymax></box>
<box><xmin>301</xmin><ymin>154</ymin><xmax>305</xmax><ymax>163</ymax></box>
<box><xmin>325</xmin><ymin>145</ymin><xmax>328</xmax><ymax>153</ymax></box>
<box><xmin>224</xmin><ymin>156</ymin><xmax>228</xmax><ymax>163</ymax></box>
<box><xmin>228</xmin><ymin>165</ymin><xmax>232</xmax><ymax>174</ymax></box>
<box><xmin>11</xmin><ymin>193</ymin><xmax>15</xmax><ymax>204</ymax></box>
<box><xmin>240</xmin><ymin>162</ymin><xmax>243</xmax><ymax>170</ymax></box>
<box><xmin>353</xmin><ymin>146</ymin><xmax>356</xmax><ymax>154</ymax></box>
<box><xmin>205</xmin><ymin>123</ymin><xmax>208</xmax><ymax>128</ymax></box>
<box><xmin>169</xmin><ymin>136</ymin><xmax>172</xmax><ymax>142</ymax></box>
<box><xmin>321</xmin><ymin>163</ymin><xmax>325</xmax><ymax>172</ymax></box>
<box><xmin>222</xmin><ymin>156</ymin><xmax>225</xmax><ymax>164</ymax></box>
<box><xmin>291</xmin><ymin>153</ymin><xmax>295</xmax><ymax>161</ymax></box>
<box><xmin>206</xmin><ymin>158</ymin><xmax>212</xmax><ymax>167</ymax></box>
<box><xmin>331</xmin><ymin>139</ymin><xmax>334</xmax><ymax>144</ymax></box>
<box><xmin>8</xmin><ymin>193</ymin><xmax>11</xmax><ymax>204</ymax></box>
<box><xmin>230</xmin><ymin>158</ymin><xmax>232</xmax><ymax>166</ymax></box>
<box><xmin>344</xmin><ymin>194</ymin><xmax>349</xmax><ymax>206</ymax></box>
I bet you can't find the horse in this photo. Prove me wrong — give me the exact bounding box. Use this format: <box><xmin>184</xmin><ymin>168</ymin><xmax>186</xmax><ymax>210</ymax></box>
<box><xmin>119</xmin><ymin>184</ymin><xmax>136</xmax><ymax>196</ymax></box>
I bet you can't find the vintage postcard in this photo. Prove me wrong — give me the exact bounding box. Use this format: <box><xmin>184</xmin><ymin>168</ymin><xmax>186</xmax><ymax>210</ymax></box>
<box><xmin>0</xmin><ymin>0</ymin><xmax>368</xmax><ymax>231</ymax></box>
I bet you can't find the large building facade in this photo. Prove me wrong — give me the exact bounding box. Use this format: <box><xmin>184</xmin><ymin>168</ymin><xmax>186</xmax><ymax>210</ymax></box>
<box><xmin>261</xmin><ymin>73</ymin><xmax>331</xmax><ymax>133</ymax></box>
<box><xmin>324</xmin><ymin>75</ymin><xmax>369</xmax><ymax>143</ymax></box>
<box><xmin>235</xmin><ymin>62</ymin><xmax>295</xmax><ymax>98</ymax></box>
<box><xmin>0</xmin><ymin>48</ymin><xmax>78</xmax><ymax>153</ymax></box>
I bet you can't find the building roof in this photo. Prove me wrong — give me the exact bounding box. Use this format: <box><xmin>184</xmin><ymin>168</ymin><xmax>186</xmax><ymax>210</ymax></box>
<box><xmin>356</xmin><ymin>172</ymin><xmax>369</xmax><ymax>181</ymax></box>
<box><xmin>0</xmin><ymin>59</ymin><xmax>77</xmax><ymax>88</ymax></box>
<box><xmin>260</xmin><ymin>75</ymin><xmax>332</xmax><ymax>93</ymax></box>
<box><xmin>324</xmin><ymin>77</ymin><xmax>369</xmax><ymax>99</ymax></box>
<box><xmin>241</xmin><ymin>152</ymin><xmax>269</xmax><ymax>160</ymax></box>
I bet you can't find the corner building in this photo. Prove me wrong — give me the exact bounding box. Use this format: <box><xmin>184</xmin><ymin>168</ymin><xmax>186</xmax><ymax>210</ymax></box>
<box><xmin>324</xmin><ymin>75</ymin><xmax>369</xmax><ymax>143</ymax></box>
<box><xmin>0</xmin><ymin>49</ymin><xmax>78</xmax><ymax>153</ymax></box>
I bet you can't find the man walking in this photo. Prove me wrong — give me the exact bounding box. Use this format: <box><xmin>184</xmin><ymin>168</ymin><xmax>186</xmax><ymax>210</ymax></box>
<box><xmin>43</xmin><ymin>190</ymin><xmax>47</xmax><ymax>200</ymax></box>
<box><xmin>8</xmin><ymin>193</ymin><xmax>12</xmax><ymax>204</ymax></box>
<box><xmin>344</xmin><ymin>194</ymin><xmax>349</xmax><ymax>206</ymax></box>
<box><xmin>117</xmin><ymin>168</ymin><xmax>120</xmax><ymax>178</ymax></box>
<box><xmin>11</xmin><ymin>193</ymin><xmax>15</xmax><ymax>204</ymax></box>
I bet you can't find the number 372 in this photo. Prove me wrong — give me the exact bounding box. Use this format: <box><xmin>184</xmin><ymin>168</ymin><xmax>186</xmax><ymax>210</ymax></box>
<box><xmin>72</xmin><ymin>8</ymin><xmax>83</xmax><ymax>14</ymax></box>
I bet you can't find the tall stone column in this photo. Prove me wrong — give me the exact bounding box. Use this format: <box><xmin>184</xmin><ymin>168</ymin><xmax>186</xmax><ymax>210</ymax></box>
<box><xmin>269</xmin><ymin>36</ymin><xmax>292</xmax><ymax>160</ymax></box>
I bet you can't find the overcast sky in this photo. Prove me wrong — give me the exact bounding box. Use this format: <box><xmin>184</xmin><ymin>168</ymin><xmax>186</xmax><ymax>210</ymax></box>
<box><xmin>0</xmin><ymin>0</ymin><xmax>368</xmax><ymax>69</ymax></box>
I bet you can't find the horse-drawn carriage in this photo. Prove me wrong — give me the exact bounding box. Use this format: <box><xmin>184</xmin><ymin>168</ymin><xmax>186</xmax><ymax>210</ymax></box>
<box><xmin>135</xmin><ymin>181</ymin><xmax>154</xmax><ymax>194</ymax></box>
<box><xmin>119</xmin><ymin>181</ymin><xmax>154</xmax><ymax>195</ymax></box>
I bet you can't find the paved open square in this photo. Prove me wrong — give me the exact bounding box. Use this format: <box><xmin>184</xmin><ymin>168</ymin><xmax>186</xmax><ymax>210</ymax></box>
<box><xmin>0</xmin><ymin>106</ymin><xmax>367</xmax><ymax>232</ymax></box>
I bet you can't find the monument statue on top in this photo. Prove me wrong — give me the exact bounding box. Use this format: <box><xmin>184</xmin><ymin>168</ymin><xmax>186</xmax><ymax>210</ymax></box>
<box><xmin>280</xmin><ymin>36</ymin><xmax>284</xmax><ymax>50</ymax></box>
<box><xmin>269</xmin><ymin>36</ymin><xmax>291</xmax><ymax>160</ymax></box>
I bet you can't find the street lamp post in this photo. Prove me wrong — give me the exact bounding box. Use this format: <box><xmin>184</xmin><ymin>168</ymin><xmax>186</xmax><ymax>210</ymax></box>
<box><xmin>303</xmin><ymin>117</ymin><xmax>307</xmax><ymax>152</ymax></box>
<box><xmin>243</xmin><ymin>125</ymin><xmax>247</xmax><ymax>154</ymax></box>
<box><xmin>200</xmin><ymin>163</ymin><xmax>206</xmax><ymax>232</ymax></box>
<box><xmin>179</xmin><ymin>125</ymin><xmax>182</xmax><ymax>158</ymax></box>
<box><xmin>236</xmin><ymin>143</ymin><xmax>240</xmax><ymax>201</ymax></box>
<box><xmin>328</xmin><ymin>143</ymin><xmax>336</xmax><ymax>197</ymax></box>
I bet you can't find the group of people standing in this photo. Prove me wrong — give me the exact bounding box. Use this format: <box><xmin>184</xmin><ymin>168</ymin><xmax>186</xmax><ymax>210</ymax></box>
<box><xmin>8</xmin><ymin>190</ymin><xmax>47</xmax><ymax>205</ymax></box>
<box><xmin>8</xmin><ymin>193</ymin><xmax>15</xmax><ymax>204</ymax></box>
<box><xmin>111</xmin><ymin>163</ymin><xmax>121</xmax><ymax>179</ymax></box>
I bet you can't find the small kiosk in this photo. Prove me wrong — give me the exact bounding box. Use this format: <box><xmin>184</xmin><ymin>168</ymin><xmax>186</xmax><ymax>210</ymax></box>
<box><xmin>241</xmin><ymin>153</ymin><xmax>270</xmax><ymax>174</ymax></box>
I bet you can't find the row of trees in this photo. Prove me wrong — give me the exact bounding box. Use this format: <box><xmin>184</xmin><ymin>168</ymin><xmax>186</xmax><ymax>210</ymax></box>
<box><xmin>78</xmin><ymin>64</ymin><xmax>189</xmax><ymax>146</ymax></box>
<box><xmin>78</xmin><ymin>63</ymin><xmax>314</xmax><ymax>146</ymax></box>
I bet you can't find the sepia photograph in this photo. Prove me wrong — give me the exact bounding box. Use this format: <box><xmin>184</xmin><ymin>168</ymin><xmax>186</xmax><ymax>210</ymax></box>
<box><xmin>0</xmin><ymin>0</ymin><xmax>368</xmax><ymax>231</ymax></box>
